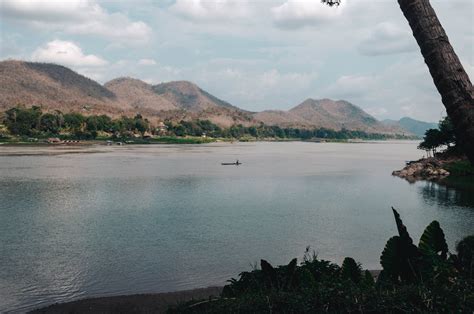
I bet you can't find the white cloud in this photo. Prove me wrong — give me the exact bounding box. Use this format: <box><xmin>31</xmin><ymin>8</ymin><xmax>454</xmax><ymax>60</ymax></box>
<box><xmin>31</xmin><ymin>40</ymin><xmax>107</xmax><ymax>67</ymax></box>
<box><xmin>171</xmin><ymin>0</ymin><xmax>253</xmax><ymax>21</ymax></box>
<box><xmin>138</xmin><ymin>58</ymin><xmax>158</xmax><ymax>66</ymax></box>
<box><xmin>322</xmin><ymin>58</ymin><xmax>446</xmax><ymax>121</ymax></box>
<box><xmin>365</xmin><ymin>107</ymin><xmax>388</xmax><ymax>118</ymax></box>
<box><xmin>357</xmin><ymin>22</ymin><xmax>416</xmax><ymax>56</ymax></box>
<box><xmin>0</xmin><ymin>0</ymin><xmax>100</xmax><ymax>21</ymax></box>
<box><xmin>1</xmin><ymin>0</ymin><xmax>151</xmax><ymax>44</ymax></box>
<box><xmin>325</xmin><ymin>75</ymin><xmax>378</xmax><ymax>99</ymax></box>
<box><xmin>272</xmin><ymin>0</ymin><xmax>345</xmax><ymax>29</ymax></box>
<box><xmin>2</xmin><ymin>0</ymin><xmax>470</xmax><ymax>122</ymax></box>
<box><xmin>190</xmin><ymin>61</ymin><xmax>319</xmax><ymax>109</ymax></box>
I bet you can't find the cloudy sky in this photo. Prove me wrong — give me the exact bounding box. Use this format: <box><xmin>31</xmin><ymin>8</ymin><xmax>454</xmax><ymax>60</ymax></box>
<box><xmin>1</xmin><ymin>0</ymin><xmax>472</xmax><ymax>122</ymax></box>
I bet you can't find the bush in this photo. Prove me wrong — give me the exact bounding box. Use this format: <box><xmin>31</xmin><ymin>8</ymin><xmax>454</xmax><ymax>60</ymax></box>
<box><xmin>445</xmin><ymin>160</ymin><xmax>474</xmax><ymax>176</ymax></box>
<box><xmin>169</xmin><ymin>209</ymin><xmax>474</xmax><ymax>313</ymax></box>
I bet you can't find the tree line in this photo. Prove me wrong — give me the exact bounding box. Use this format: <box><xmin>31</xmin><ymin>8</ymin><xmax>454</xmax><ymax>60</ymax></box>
<box><xmin>2</xmin><ymin>106</ymin><xmax>150</xmax><ymax>140</ymax></box>
<box><xmin>166</xmin><ymin>120</ymin><xmax>409</xmax><ymax>140</ymax></box>
<box><xmin>1</xmin><ymin>106</ymin><xmax>411</xmax><ymax>141</ymax></box>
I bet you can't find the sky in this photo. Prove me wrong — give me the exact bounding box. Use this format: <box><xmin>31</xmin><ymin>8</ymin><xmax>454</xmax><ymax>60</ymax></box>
<box><xmin>0</xmin><ymin>0</ymin><xmax>473</xmax><ymax>122</ymax></box>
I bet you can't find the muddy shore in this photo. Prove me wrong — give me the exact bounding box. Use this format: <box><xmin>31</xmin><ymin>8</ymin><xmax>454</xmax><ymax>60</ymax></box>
<box><xmin>30</xmin><ymin>287</ymin><xmax>222</xmax><ymax>314</ymax></box>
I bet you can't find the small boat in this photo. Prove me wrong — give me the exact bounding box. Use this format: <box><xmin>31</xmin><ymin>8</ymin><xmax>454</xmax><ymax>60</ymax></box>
<box><xmin>221</xmin><ymin>160</ymin><xmax>242</xmax><ymax>166</ymax></box>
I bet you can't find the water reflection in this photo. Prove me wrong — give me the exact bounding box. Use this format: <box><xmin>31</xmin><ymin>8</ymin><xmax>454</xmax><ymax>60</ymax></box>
<box><xmin>419</xmin><ymin>178</ymin><xmax>474</xmax><ymax>209</ymax></box>
<box><xmin>1</xmin><ymin>142</ymin><xmax>473</xmax><ymax>312</ymax></box>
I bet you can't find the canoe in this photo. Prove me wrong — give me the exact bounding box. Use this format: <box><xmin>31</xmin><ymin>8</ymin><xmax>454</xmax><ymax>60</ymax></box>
<box><xmin>221</xmin><ymin>162</ymin><xmax>242</xmax><ymax>166</ymax></box>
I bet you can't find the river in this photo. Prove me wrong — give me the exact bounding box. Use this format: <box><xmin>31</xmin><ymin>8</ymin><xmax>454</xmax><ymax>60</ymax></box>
<box><xmin>0</xmin><ymin>141</ymin><xmax>473</xmax><ymax>312</ymax></box>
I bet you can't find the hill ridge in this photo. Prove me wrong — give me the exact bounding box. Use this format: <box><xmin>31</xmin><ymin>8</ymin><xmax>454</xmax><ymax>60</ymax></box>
<box><xmin>0</xmin><ymin>60</ymin><xmax>418</xmax><ymax>134</ymax></box>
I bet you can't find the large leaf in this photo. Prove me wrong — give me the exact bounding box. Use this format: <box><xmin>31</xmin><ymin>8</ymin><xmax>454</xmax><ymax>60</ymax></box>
<box><xmin>391</xmin><ymin>207</ymin><xmax>413</xmax><ymax>245</ymax></box>
<box><xmin>455</xmin><ymin>235</ymin><xmax>474</xmax><ymax>277</ymax></box>
<box><xmin>380</xmin><ymin>236</ymin><xmax>403</xmax><ymax>282</ymax></box>
<box><xmin>283</xmin><ymin>258</ymin><xmax>298</xmax><ymax>290</ymax></box>
<box><xmin>380</xmin><ymin>235</ymin><xmax>420</xmax><ymax>284</ymax></box>
<box><xmin>418</xmin><ymin>220</ymin><xmax>448</xmax><ymax>259</ymax></box>
<box><xmin>261</xmin><ymin>259</ymin><xmax>278</xmax><ymax>290</ymax></box>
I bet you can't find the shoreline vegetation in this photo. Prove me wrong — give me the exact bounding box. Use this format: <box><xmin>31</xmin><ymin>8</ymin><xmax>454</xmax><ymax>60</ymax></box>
<box><xmin>0</xmin><ymin>106</ymin><xmax>415</xmax><ymax>146</ymax></box>
<box><xmin>33</xmin><ymin>210</ymin><xmax>473</xmax><ymax>313</ymax></box>
<box><xmin>393</xmin><ymin>117</ymin><xmax>474</xmax><ymax>182</ymax></box>
<box><xmin>0</xmin><ymin>136</ymin><xmax>415</xmax><ymax>146</ymax></box>
<box><xmin>392</xmin><ymin>153</ymin><xmax>474</xmax><ymax>182</ymax></box>
<box><xmin>31</xmin><ymin>272</ymin><xmax>386</xmax><ymax>314</ymax></box>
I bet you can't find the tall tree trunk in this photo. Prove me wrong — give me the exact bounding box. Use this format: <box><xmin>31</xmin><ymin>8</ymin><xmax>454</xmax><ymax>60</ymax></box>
<box><xmin>398</xmin><ymin>0</ymin><xmax>474</xmax><ymax>164</ymax></box>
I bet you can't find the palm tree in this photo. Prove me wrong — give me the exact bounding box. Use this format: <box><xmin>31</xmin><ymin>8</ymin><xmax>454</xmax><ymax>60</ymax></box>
<box><xmin>323</xmin><ymin>0</ymin><xmax>474</xmax><ymax>164</ymax></box>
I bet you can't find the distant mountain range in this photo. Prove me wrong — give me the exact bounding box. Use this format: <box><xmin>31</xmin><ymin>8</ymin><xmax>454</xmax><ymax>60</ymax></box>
<box><xmin>254</xmin><ymin>98</ymin><xmax>407</xmax><ymax>134</ymax></box>
<box><xmin>382</xmin><ymin>117</ymin><xmax>438</xmax><ymax>137</ymax></box>
<box><xmin>0</xmin><ymin>60</ymin><xmax>434</xmax><ymax>136</ymax></box>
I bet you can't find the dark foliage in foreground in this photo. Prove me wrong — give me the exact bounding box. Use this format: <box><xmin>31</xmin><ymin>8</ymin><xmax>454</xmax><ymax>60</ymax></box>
<box><xmin>169</xmin><ymin>209</ymin><xmax>474</xmax><ymax>313</ymax></box>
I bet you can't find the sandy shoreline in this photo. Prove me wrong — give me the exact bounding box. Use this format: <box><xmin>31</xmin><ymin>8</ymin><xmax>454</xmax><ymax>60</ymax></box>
<box><xmin>29</xmin><ymin>271</ymin><xmax>382</xmax><ymax>313</ymax></box>
<box><xmin>29</xmin><ymin>286</ymin><xmax>222</xmax><ymax>314</ymax></box>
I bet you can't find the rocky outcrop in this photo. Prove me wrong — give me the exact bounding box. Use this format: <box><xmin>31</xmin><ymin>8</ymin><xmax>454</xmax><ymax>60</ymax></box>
<box><xmin>392</xmin><ymin>157</ymin><xmax>452</xmax><ymax>182</ymax></box>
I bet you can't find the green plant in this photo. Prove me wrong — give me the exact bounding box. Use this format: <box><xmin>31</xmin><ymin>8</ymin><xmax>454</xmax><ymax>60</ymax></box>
<box><xmin>169</xmin><ymin>208</ymin><xmax>473</xmax><ymax>313</ymax></box>
<box><xmin>445</xmin><ymin>160</ymin><xmax>474</xmax><ymax>176</ymax></box>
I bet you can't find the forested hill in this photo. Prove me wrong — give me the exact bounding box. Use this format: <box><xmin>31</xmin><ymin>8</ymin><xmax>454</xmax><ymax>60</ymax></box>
<box><xmin>1</xmin><ymin>60</ymin><xmax>420</xmax><ymax>135</ymax></box>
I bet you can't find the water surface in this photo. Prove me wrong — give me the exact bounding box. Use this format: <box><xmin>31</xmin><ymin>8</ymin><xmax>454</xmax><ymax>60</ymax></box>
<box><xmin>1</xmin><ymin>142</ymin><xmax>473</xmax><ymax>312</ymax></box>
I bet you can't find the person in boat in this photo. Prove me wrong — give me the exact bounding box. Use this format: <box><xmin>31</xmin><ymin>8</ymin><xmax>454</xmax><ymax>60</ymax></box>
<box><xmin>236</xmin><ymin>159</ymin><xmax>240</xmax><ymax>165</ymax></box>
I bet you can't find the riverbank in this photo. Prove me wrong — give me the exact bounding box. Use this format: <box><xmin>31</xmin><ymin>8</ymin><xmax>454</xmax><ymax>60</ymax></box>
<box><xmin>30</xmin><ymin>287</ymin><xmax>222</xmax><ymax>314</ymax></box>
<box><xmin>0</xmin><ymin>136</ymin><xmax>217</xmax><ymax>145</ymax></box>
<box><xmin>0</xmin><ymin>136</ymin><xmax>418</xmax><ymax>147</ymax></box>
<box><xmin>31</xmin><ymin>270</ymin><xmax>383</xmax><ymax>313</ymax></box>
<box><xmin>392</xmin><ymin>153</ymin><xmax>473</xmax><ymax>182</ymax></box>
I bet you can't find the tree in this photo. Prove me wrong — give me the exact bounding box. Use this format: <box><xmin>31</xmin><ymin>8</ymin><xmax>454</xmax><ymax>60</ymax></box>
<box><xmin>4</xmin><ymin>106</ymin><xmax>42</xmax><ymax>136</ymax></box>
<box><xmin>323</xmin><ymin>0</ymin><xmax>474</xmax><ymax>164</ymax></box>
<box><xmin>96</xmin><ymin>115</ymin><xmax>113</xmax><ymax>132</ymax></box>
<box><xmin>418</xmin><ymin>128</ymin><xmax>444</xmax><ymax>156</ymax></box>
<box><xmin>134</xmin><ymin>114</ymin><xmax>149</xmax><ymax>136</ymax></box>
<box><xmin>438</xmin><ymin>116</ymin><xmax>456</xmax><ymax>147</ymax></box>
<box><xmin>39</xmin><ymin>113</ymin><xmax>60</xmax><ymax>134</ymax></box>
<box><xmin>64</xmin><ymin>113</ymin><xmax>85</xmax><ymax>131</ymax></box>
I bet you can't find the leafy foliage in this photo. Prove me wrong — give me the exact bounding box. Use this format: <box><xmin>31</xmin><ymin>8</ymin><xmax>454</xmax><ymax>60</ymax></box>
<box><xmin>341</xmin><ymin>257</ymin><xmax>362</xmax><ymax>283</ymax></box>
<box><xmin>419</xmin><ymin>220</ymin><xmax>448</xmax><ymax>259</ymax></box>
<box><xmin>2</xmin><ymin>106</ymin><xmax>151</xmax><ymax>139</ymax></box>
<box><xmin>170</xmin><ymin>210</ymin><xmax>474</xmax><ymax>313</ymax></box>
<box><xmin>455</xmin><ymin>235</ymin><xmax>474</xmax><ymax>278</ymax></box>
<box><xmin>418</xmin><ymin>117</ymin><xmax>459</xmax><ymax>156</ymax></box>
<box><xmin>3</xmin><ymin>106</ymin><xmax>414</xmax><ymax>141</ymax></box>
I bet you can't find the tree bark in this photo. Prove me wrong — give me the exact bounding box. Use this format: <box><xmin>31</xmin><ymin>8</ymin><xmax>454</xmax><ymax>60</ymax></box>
<box><xmin>398</xmin><ymin>0</ymin><xmax>474</xmax><ymax>164</ymax></box>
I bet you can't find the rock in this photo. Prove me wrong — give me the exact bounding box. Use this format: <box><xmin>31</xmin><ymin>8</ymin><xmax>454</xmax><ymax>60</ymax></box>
<box><xmin>438</xmin><ymin>169</ymin><xmax>450</xmax><ymax>176</ymax></box>
<box><xmin>392</xmin><ymin>156</ymin><xmax>459</xmax><ymax>181</ymax></box>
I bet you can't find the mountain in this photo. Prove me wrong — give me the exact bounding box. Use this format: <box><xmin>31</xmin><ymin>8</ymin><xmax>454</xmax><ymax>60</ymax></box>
<box><xmin>104</xmin><ymin>77</ymin><xmax>253</xmax><ymax>127</ymax></box>
<box><xmin>255</xmin><ymin>99</ymin><xmax>409</xmax><ymax>134</ymax></box>
<box><xmin>152</xmin><ymin>81</ymin><xmax>239</xmax><ymax>112</ymax></box>
<box><xmin>0</xmin><ymin>60</ymin><xmax>253</xmax><ymax>126</ymax></box>
<box><xmin>104</xmin><ymin>77</ymin><xmax>178</xmax><ymax>111</ymax></box>
<box><xmin>0</xmin><ymin>60</ymin><xmax>412</xmax><ymax>134</ymax></box>
<box><xmin>382</xmin><ymin>117</ymin><xmax>438</xmax><ymax>137</ymax></box>
<box><xmin>0</xmin><ymin>60</ymin><xmax>123</xmax><ymax>115</ymax></box>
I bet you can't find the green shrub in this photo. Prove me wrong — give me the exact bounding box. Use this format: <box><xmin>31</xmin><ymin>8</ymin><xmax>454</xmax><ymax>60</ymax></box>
<box><xmin>169</xmin><ymin>209</ymin><xmax>474</xmax><ymax>313</ymax></box>
<box><xmin>445</xmin><ymin>160</ymin><xmax>474</xmax><ymax>176</ymax></box>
